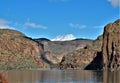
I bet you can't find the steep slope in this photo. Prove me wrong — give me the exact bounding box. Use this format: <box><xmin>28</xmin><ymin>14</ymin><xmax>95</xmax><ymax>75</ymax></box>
<box><xmin>0</xmin><ymin>29</ymin><xmax>45</xmax><ymax>70</ymax></box>
<box><xmin>102</xmin><ymin>19</ymin><xmax>120</xmax><ymax>70</ymax></box>
<box><xmin>59</xmin><ymin>35</ymin><xmax>103</xmax><ymax>70</ymax></box>
<box><xmin>35</xmin><ymin>38</ymin><xmax>93</xmax><ymax>65</ymax></box>
<box><xmin>60</xmin><ymin>19</ymin><xmax>120</xmax><ymax>70</ymax></box>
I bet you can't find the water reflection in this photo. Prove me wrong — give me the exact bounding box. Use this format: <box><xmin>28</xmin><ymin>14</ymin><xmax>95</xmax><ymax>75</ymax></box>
<box><xmin>0</xmin><ymin>71</ymin><xmax>8</xmax><ymax>83</ymax></box>
<box><xmin>103</xmin><ymin>71</ymin><xmax>120</xmax><ymax>83</ymax></box>
<box><xmin>1</xmin><ymin>70</ymin><xmax>119</xmax><ymax>83</ymax></box>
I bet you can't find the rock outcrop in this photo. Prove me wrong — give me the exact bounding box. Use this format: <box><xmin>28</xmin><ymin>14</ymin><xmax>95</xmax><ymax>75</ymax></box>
<box><xmin>0</xmin><ymin>29</ymin><xmax>45</xmax><ymax>70</ymax></box>
<box><xmin>60</xmin><ymin>19</ymin><xmax>120</xmax><ymax>70</ymax></box>
<box><xmin>1</xmin><ymin>19</ymin><xmax>119</xmax><ymax>70</ymax></box>
<box><xmin>102</xmin><ymin>19</ymin><xmax>120</xmax><ymax>70</ymax></box>
<box><xmin>60</xmin><ymin>35</ymin><xmax>103</xmax><ymax>70</ymax></box>
<box><xmin>35</xmin><ymin>38</ymin><xmax>92</xmax><ymax>67</ymax></box>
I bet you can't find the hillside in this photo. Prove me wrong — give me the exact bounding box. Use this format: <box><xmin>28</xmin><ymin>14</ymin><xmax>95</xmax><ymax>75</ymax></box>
<box><xmin>60</xmin><ymin>19</ymin><xmax>120</xmax><ymax>70</ymax></box>
<box><xmin>60</xmin><ymin>35</ymin><xmax>103</xmax><ymax>70</ymax></box>
<box><xmin>34</xmin><ymin>38</ymin><xmax>93</xmax><ymax>65</ymax></box>
<box><xmin>0</xmin><ymin>19</ymin><xmax>119</xmax><ymax>70</ymax></box>
<box><xmin>0</xmin><ymin>29</ymin><xmax>46</xmax><ymax>70</ymax></box>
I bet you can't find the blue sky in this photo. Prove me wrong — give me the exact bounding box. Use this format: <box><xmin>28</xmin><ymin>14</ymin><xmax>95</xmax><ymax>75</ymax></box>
<box><xmin>0</xmin><ymin>0</ymin><xmax>119</xmax><ymax>40</ymax></box>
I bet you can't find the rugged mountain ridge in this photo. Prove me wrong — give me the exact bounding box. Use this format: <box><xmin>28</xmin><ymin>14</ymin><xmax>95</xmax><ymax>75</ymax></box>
<box><xmin>60</xmin><ymin>19</ymin><xmax>120</xmax><ymax>70</ymax></box>
<box><xmin>0</xmin><ymin>19</ymin><xmax>119</xmax><ymax>70</ymax></box>
<box><xmin>102</xmin><ymin>19</ymin><xmax>120</xmax><ymax>70</ymax></box>
<box><xmin>0</xmin><ymin>29</ymin><xmax>46</xmax><ymax>70</ymax></box>
<box><xmin>60</xmin><ymin>35</ymin><xmax>103</xmax><ymax>70</ymax></box>
<box><xmin>34</xmin><ymin>38</ymin><xmax>93</xmax><ymax>65</ymax></box>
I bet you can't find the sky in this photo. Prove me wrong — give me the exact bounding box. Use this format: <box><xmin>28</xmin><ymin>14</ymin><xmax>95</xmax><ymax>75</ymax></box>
<box><xmin>0</xmin><ymin>0</ymin><xmax>119</xmax><ymax>40</ymax></box>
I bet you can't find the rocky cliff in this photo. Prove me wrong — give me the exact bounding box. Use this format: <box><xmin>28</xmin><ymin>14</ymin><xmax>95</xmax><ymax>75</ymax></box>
<box><xmin>35</xmin><ymin>38</ymin><xmax>92</xmax><ymax>67</ymax></box>
<box><xmin>0</xmin><ymin>29</ymin><xmax>46</xmax><ymax>70</ymax></box>
<box><xmin>60</xmin><ymin>19</ymin><xmax>120</xmax><ymax>70</ymax></box>
<box><xmin>0</xmin><ymin>19</ymin><xmax>119</xmax><ymax>70</ymax></box>
<box><xmin>102</xmin><ymin>19</ymin><xmax>120</xmax><ymax>70</ymax></box>
<box><xmin>60</xmin><ymin>35</ymin><xmax>103</xmax><ymax>70</ymax></box>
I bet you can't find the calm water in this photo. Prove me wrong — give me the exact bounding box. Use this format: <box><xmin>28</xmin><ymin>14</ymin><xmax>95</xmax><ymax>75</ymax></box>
<box><xmin>4</xmin><ymin>70</ymin><xmax>120</xmax><ymax>83</ymax></box>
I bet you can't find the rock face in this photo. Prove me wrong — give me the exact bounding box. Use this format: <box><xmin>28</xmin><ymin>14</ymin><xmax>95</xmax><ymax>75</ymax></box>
<box><xmin>35</xmin><ymin>38</ymin><xmax>92</xmax><ymax>66</ymax></box>
<box><xmin>60</xmin><ymin>19</ymin><xmax>120</xmax><ymax>70</ymax></box>
<box><xmin>102</xmin><ymin>19</ymin><xmax>120</xmax><ymax>70</ymax></box>
<box><xmin>0</xmin><ymin>29</ymin><xmax>45</xmax><ymax>70</ymax></box>
<box><xmin>1</xmin><ymin>20</ymin><xmax>119</xmax><ymax>70</ymax></box>
<box><xmin>60</xmin><ymin>35</ymin><xmax>103</xmax><ymax>70</ymax></box>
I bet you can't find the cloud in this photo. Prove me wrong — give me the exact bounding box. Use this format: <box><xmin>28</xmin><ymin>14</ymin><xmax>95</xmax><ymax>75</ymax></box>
<box><xmin>0</xmin><ymin>25</ymin><xmax>14</xmax><ymax>29</ymax></box>
<box><xmin>108</xmin><ymin>0</ymin><xmax>120</xmax><ymax>7</ymax></box>
<box><xmin>69</xmin><ymin>23</ymin><xmax>86</xmax><ymax>29</ymax></box>
<box><xmin>52</xmin><ymin>34</ymin><xmax>76</xmax><ymax>41</ymax></box>
<box><xmin>94</xmin><ymin>25</ymin><xmax>105</xmax><ymax>28</ymax></box>
<box><xmin>23</xmin><ymin>22</ymin><xmax>47</xmax><ymax>29</ymax></box>
<box><xmin>0</xmin><ymin>18</ymin><xmax>9</xmax><ymax>26</ymax></box>
<box><xmin>49</xmin><ymin>0</ymin><xmax>69</xmax><ymax>2</ymax></box>
<box><xmin>0</xmin><ymin>18</ymin><xmax>14</xmax><ymax>29</ymax></box>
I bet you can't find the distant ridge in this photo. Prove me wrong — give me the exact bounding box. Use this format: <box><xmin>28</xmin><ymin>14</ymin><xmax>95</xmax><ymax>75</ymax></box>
<box><xmin>60</xmin><ymin>19</ymin><xmax>120</xmax><ymax>70</ymax></box>
<box><xmin>34</xmin><ymin>38</ymin><xmax>51</xmax><ymax>41</ymax></box>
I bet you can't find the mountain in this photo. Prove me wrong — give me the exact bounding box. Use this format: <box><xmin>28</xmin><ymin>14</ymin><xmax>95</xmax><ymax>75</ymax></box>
<box><xmin>35</xmin><ymin>38</ymin><xmax>93</xmax><ymax>67</ymax></box>
<box><xmin>0</xmin><ymin>29</ymin><xmax>46</xmax><ymax>70</ymax></box>
<box><xmin>102</xmin><ymin>19</ymin><xmax>120</xmax><ymax>70</ymax></box>
<box><xmin>0</xmin><ymin>19</ymin><xmax>119</xmax><ymax>70</ymax></box>
<box><xmin>60</xmin><ymin>35</ymin><xmax>103</xmax><ymax>70</ymax></box>
<box><xmin>60</xmin><ymin>19</ymin><xmax>120</xmax><ymax>70</ymax></box>
<box><xmin>0</xmin><ymin>29</ymin><xmax>93</xmax><ymax>69</ymax></box>
<box><xmin>34</xmin><ymin>38</ymin><xmax>50</xmax><ymax>42</ymax></box>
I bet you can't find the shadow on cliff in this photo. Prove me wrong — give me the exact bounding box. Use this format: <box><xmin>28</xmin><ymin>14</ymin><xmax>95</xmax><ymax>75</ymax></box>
<box><xmin>84</xmin><ymin>52</ymin><xmax>103</xmax><ymax>70</ymax></box>
<box><xmin>41</xmin><ymin>54</ymin><xmax>53</xmax><ymax>65</ymax></box>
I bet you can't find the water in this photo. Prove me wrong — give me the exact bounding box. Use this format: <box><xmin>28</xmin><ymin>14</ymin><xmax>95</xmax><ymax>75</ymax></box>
<box><xmin>3</xmin><ymin>70</ymin><xmax>120</xmax><ymax>83</ymax></box>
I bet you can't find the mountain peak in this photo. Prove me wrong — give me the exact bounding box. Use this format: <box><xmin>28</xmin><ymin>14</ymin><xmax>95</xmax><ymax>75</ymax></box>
<box><xmin>52</xmin><ymin>34</ymin><xmax>76</xmax><ymax>41</ymax></box>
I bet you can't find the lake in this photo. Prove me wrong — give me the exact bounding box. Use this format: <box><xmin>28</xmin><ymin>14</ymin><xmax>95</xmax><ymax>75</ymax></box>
<box><xmin>4</xmin><ymin>70</ymin><xmax>120</xmax><ymax>83</ymax></box>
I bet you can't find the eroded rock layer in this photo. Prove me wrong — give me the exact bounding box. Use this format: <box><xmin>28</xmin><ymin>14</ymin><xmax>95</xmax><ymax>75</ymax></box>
<box><xmin>102</xmin><ymin>19</ymin><xmax>120</xmax><ymax>70</ymax></box>
<box><xmin>0</xmin><ymin>29</ymin><xmax>45</xmax><ymax>70</ymax></box>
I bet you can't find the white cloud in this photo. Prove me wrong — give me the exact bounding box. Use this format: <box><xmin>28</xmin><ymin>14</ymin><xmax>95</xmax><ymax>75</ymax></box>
<box><xmin>0</xmin><ymin>18</ymin><xmax>14</xmax><ymax>29</ymax></box>
<box><xmin>0</xmin><ymin>18</ymin><xmax>9</xmax><ymax>26</ymax></box>
<box><xmin>94</xmin><ymin>25</ymin><xmax>104</xmax><ymax>28</ymax></box>
<box><xmin>108</xmin><ymin>0</ymin><xmax>120</xmax><ymax>7</ymax></box>
<box><xmin>52</xmin><ymin>34</ymin><xmax>76</xmax><ymax>41</ymax></box>
<box><xmin>0</xmin><ymin>25</ymin><xmax>14</xmax><ymax>29</ymax></box>
<box><xmin>69</xmin><ymin>23</ymin><xmax>86</xmax><ymax>29</ymax></box>
<box><xmin>23</xmin><ymin>22</ymin><xmax>47</xmax><ymax>29</ymax></box>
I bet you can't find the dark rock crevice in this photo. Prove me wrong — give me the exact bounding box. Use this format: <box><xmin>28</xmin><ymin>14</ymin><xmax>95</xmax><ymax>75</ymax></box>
<box><xmin>84</xmin><ymin>51</ymin><xmax>103</xmax><ymax>70</ymax></box>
